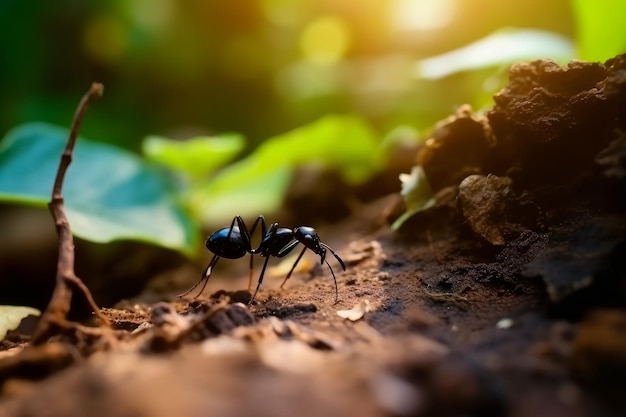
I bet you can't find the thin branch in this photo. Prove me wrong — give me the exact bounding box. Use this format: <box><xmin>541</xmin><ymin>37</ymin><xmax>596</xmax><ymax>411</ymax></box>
<box><xmin>32</xmin><ymin>83</ymin><xmax>111</xmax><ymax>345</ymax></box>
<box><xmin>52</xmin><ymin>82</ymin><xmax>103</xmax><ymax>199</ymax></box>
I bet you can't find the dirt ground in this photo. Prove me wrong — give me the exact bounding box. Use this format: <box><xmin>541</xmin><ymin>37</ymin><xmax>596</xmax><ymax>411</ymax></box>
<box><xmin>0</xmin><ymin>56</ymin><xmax>625</xmax><ymax>417</ymax></box>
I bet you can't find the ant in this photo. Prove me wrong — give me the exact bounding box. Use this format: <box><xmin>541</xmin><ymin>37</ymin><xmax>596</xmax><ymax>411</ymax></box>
<box><xmin>178</xmin><ymin>215</ymin><xmax>346</xmax><ymax>305</ymax></box>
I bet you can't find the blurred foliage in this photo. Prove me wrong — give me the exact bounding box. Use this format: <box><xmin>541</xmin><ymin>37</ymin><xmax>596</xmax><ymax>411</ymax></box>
<box><xmin>414</xmin><ymin>28</ymin><xmax>574</xmax><ymax>79</ymax></box>
<box><xmin>1</xmin><ymin>0</ymin><xmax>623</xmax><ymax>253</ymax></box>
<box><xmin>0</xmin><ymin>0</ymin><xmax>579</xmax><ymax>151</ymax></box>
<box><xmin>0</xmin><ymin>123</ymin><xmax>198</xmax><ymax>254</ymax></box>
<box><xmin>187</xmin><ymin>114</ymin><xmax>382</xmax><ymax>226</ymax></box>
<box><xmin>142</xmin><ymin>133</ymin><xmax>246</xmax><ymax>181</ymax></box>
<box><xmin>0</xmin><ymin>116</ymin><xmax>382</xmax><ymax>254</ymax></box>
<box><xmin>573</xmin><ymin>0</ymin><xmax>626</xmax><ymax>61</ymax></box>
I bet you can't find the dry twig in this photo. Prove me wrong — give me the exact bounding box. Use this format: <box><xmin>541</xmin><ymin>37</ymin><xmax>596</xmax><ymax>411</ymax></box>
<box><xmin>31</xmin><ymin>83</ymin><xmax>111</xmax><ymax>345</ymax></box>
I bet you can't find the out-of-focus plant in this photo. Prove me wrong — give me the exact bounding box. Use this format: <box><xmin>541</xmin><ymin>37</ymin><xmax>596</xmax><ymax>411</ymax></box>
<box><xmin>414</xmin><ymin>28</ymin><xmax>575</xmax><ymax>80</ymax></box>
<box><xmin>0</xmin><ymin>123</ymin><xmax>198</xmax><ymax>255</ymax></box>
<box><xmin>142</xmin><ymin>133</ymin><xmax>246</xmax><ymax>182</ymax></box>
<box><xmin>0</xmin><ymin>115</ymin><xmax>384</xmax><ymax>255</ymax></box>
<box><xmin>145</xmin><ymin>114</ymin><xmax>383</xmax><ymax>227</ymax></box>
<box><xmin>573</xmin><ymin>0</ymin><xmax>626</xmax><ymax>61</ymax></box>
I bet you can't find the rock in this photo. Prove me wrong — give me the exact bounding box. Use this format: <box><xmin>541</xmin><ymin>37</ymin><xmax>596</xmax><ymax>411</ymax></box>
<box><xmin>595</xmin><ymin>133</ymin><xmax>626</xmax><ymax>180</ymax></box>
<box><xmin>486</xmin><ymin>56</ymin><xmax>626</xmax><ymax>187</ymax></box>
<box><xmin>522</xmin><ymin>216</ymin><xmax>626</xmax><ymax>316</ymax></box>
<box><xmin>418</xmin><ymin>105</ymin><xmax>494</xmax><ymax>192</ymax></box>
<box><xmin>457</xmin><ymin>174</ymin><xmax>529</xmax><ymax>245</ymax></box>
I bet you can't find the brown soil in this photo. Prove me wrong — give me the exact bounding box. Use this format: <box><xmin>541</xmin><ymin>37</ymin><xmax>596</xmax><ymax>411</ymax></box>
<box><xmin>1</xmin><ymin>56</ymin><xmax>625</xmax><ymax>417</ymax></box>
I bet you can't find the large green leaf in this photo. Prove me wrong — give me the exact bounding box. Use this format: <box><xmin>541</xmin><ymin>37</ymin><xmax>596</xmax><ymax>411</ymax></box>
<box><xmin>142</xmin><ymin>133</ymin><xmax>245</xmax><ymax>180</ymax></box>
<box><xmin>414</xmin><ymin>28</ymin><xmax>575</xmax><ymax>79</ymax></box>
<box><xmin>0</xmin><ymin>123</ymin><xmax>198</xmax><ymax>254</ymax></box>
<box><xmin>191</xmin><ymin>114</ymin><xmax>382</xmax><ymax>226</ymax></box>
<box><xmin>573</xmin><ymin>0</ymin><xmax>626</xmax><ymax>61</ymax></box>
<box><xmin>251</xmin><ymin>114</ymin><xmax>383</xmax><ymax>184</ymax></box>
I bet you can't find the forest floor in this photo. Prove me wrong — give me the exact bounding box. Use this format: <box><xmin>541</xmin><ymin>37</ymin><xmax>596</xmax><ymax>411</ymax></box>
<box><xmin>0</xmin><ymin>56</ymin><xmax>625</xmax><ymax>417</ymax></box>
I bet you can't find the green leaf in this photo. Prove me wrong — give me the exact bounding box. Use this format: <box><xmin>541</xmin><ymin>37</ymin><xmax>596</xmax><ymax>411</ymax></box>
<box><xmin>191</xmin><ymin>163</ymin><xmax>292</xmax><ymax>226</ymax></box>
<box><xmin>0</xmin><ymin>305</ymin><xmax>41</xmax><ymax>340</ymax></box>
<box><xmin>0</xmin><ymin>123</ymin><xmax>198</xmax><ymax>255</ymax></box>
<box><xmin>142</xmin><ymin>133</ymin><xmax>245</xmax><ymax>180</ymax></box>
<box><xmin>414</xmin><ymin>28</ymin><xmax>575</xmax><ymax>79</ymax></box>
<box><xmin>251</xmin><ymin>114</ymin><xmax>383</xmax><ymax>185</ymax></box>
<box><xmin>573</xmin><ymin>0</ymin><xmax>626</xmax><ymax>61</ymax></box>
<box><xmin>190</xmin><ymin>115</ymin><xmax>382</xmax><ymax>226</ymax></box>
<box><xmin>391</xmin><ymin>166</ymin><xmax>435</xmax><ymax>231</ymax></box>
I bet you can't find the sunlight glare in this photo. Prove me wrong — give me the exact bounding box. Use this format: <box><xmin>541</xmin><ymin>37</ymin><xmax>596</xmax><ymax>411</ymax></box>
<box><xmin>299</xmin><ymin>16</ymin><xmax>350</xmax><ymax>67</ymax></box>
<box><xmin>391</xmin><ymin>0</ymin><xmax>456</xmax><ymax>31</ymax></box>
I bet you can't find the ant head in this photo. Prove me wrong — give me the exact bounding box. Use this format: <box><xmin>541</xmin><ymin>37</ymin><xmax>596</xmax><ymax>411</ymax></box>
<box><xmin>294</xmin><ymin>226</ymin><xmax>319</xmax><ymax>243</ymax></box>
<box><xmin>294</xmin><ymin>226</ymin><xmax>325</xmax><ymax>259</ymax></box>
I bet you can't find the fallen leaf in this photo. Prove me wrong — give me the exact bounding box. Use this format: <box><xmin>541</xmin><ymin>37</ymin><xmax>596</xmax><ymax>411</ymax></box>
<box><xmin>0</xmin><ymin>305</ymin><xmax>41</xmax><ymax>340</ymax></box>
<box><xmin>337</xmin><ymin>300</ymin><xmax>371</xmax><ymax>321</ymax></box>
<box><xmin>495</xmin><ymin>318</ymin><xmax>514</xmax><ymax>329</ymax></box>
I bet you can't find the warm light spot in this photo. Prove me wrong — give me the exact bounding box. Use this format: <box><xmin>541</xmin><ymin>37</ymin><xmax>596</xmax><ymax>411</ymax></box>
<box><xmin>83</xmin><ymin>15</ymin><xmax>127</xmax><ymax>64</ymax></box>
<box><xmin>391</xmin><ymin>0</ymin><xmax>456</xmax><ymax>31</ymax></box>
<box><xmin>127</xmin><ymin>0</ymin><xmax>173</xmax><ymax>31</ymax></box>
<box><xmin>299</xmin><ymin>16</ymin><xmax>350</xmax><ymax>67</ymax></box>
<box><xmin>261</xmin><ymin>0</ymin><xmax>303</xmax><ymax>28</ymax></box>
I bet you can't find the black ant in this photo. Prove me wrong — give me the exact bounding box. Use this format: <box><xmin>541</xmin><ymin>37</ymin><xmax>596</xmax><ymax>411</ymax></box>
<box><xmin>177</xmin><ymin>215</ymin><xmax>346</xmax><ymax>305</ymax></box>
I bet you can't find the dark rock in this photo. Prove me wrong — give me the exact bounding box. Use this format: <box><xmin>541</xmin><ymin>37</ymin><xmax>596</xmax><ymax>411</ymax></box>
<box><xmin>418</xmin><ymin>105</ymin><xmax>494</xmax><ymax>192</ymax></box>
<box><xmin>260</xmin><ymin>303</ymin><xmax>318</xmax><ymax>319</ymax></box>
<box><xmin>205</xmin><ymin>303</ymin><xmax>256</xmax><ymax>333</ymax></box>
<box><xmin>486</xmin><ymin>56</ymin><xmax>626</xmax><ymax>187</ymax></box>
<box><xmin>457</xmin><ymin>174</ymin><xmax>533</xmax><ymax>245</ymax></box>
<box><xmin>522</xmin><ymin>216</ymin><xmax>626</xmax><ymax>317</ymax></box>
<box><xmin>595</xmin><ymin>132</ymin><xmax>626</xmax><ymax>180</ymax></box>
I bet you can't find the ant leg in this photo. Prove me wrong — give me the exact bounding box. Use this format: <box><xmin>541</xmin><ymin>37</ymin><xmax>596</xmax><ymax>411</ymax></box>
<box><xmin>234</xmin><ymin>216</ymin><xmax>251</xmax><ymax>251</ymax></box>
<box><xmin>248</xmin><ymin>215</ymin><xmax>267</xmax><ymax>239</ymax></box>
<box><xmin>321</xmin><ymin>243</ymin><xmax>346</xmax><ymax>271</ymax></box>
<box><xmin>249</xmin><ymin>255</ymin><xmax>271</xmax><ymax>305</ymax></box>
<box><xmin>276</xmin><ymin>239</ymin><xmax>299</xmax><ymax>257</ymax></box>
<box><xmin>249</xmin><ymin>218</ymin><xmax>273</xmax><ymax>283</ymax></box>
<box><xmin>240</xmin><ymin>216</ymin><xmax>266</xmax><ymax>291</ymax></box>
<box><xmin>226</xmin><ymin>216</ymin><xmax>241</xmax><ymax>240</ymax></box>
<box><xmin>280</xmin><ymin>246</ymin><xmax>307</xmax><ymax>289</ymax></box>
<box><xmin>177</xmin><ymin>254</ymin><xmax>220</xmax><ymax>298</ymax></box>
<box><xmin>248</xmin><ymin>252</ymin><xmax>254</xmax><ymax>292</ymax></box>
<box><xmin>323</xmin><ymin>259</ymin><xmax>339</xmax><ymax>303</ymax></box>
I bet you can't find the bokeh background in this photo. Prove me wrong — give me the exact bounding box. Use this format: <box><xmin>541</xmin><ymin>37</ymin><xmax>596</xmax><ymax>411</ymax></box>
<box><xmin>0</xmin><ymin>0</ymin><xmax>577</xmax><ymax>152</ymax></box>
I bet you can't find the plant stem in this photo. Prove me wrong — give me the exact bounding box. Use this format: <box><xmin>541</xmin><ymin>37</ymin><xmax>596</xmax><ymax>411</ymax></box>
<box><xmin>32</xmin><ymin>83</ymin><xmax>111</xmax><ymax>345</ymax></box>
